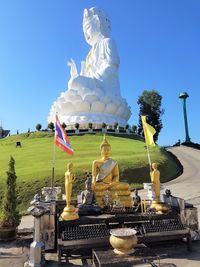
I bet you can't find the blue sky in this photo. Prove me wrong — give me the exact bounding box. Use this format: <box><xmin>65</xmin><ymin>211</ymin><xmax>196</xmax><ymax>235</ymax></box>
<box><xmin>0</xmin><ymin>0</ymin><xmax>199</xmax><ymax>145</ymax></box>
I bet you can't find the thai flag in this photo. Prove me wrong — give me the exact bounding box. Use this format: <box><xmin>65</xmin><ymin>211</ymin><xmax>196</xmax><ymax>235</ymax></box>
<box><xmin>54</xmin><ymin>115</ymin><xmax>74</xmax><ymax>156</ymax></box>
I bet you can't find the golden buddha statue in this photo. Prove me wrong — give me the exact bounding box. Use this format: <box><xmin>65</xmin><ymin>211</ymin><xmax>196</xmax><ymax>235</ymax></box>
<box><xmin>60</xmin><ymin>163</ymin><xmax>79</xmax><ymax>221</ymax></box>
<box><xmin>92</xmin><ymin>136</ymin><xmax>132</xmax><ymax>207</ymax></box>
<box><xmin>150</xmin><ymin>163</ymin><xmax>169</xmax><ymax>213</ymax></box>
<box><xmin>150</xmin><ymin>163</ymin><xmax>160</xmax><ymax>201</ymax></box>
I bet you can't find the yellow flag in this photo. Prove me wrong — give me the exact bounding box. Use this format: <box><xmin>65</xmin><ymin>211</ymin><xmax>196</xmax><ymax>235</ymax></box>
<box><xmin>141</xmin><ymin>116</ymin><xmax>156</xmax><ymax>146</ymax></box>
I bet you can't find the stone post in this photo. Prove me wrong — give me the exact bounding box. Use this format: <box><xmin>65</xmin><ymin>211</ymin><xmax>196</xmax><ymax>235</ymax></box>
<box><xmin>24</xmin><ymin>204</ymin><xmax>49</xmax><ymax>267</ymax></box>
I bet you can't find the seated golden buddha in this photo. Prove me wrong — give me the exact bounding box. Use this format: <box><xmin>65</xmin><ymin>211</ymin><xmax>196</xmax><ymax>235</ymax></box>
<box><xmin>92</xmin><ymin>136</ymin><xmax>132</xmax><ymax>207</ymax></box>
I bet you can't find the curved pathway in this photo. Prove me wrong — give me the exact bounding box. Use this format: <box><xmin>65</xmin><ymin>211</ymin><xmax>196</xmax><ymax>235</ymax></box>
<box><xmin>166</xmin><ymin>145</ymin><xmax>200</xmax><ymax>222</ymax></box>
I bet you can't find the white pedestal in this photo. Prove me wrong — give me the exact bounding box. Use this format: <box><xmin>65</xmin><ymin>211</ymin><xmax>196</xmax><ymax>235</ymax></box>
<box><xmin>42</xmin><ymin>187</ymin><xmax>61</xmax><ymax>201</ymax></box>
<box><xmin>143</xmin><ymin>183</ymin><xmax>165</xmax><ymax>200</ymax></box>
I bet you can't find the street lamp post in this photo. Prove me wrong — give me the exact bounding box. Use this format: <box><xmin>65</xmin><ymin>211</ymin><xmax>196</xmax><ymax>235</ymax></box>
<box><xmin>179</xmin><ymin>92</ymin><xmax>191</xmax><ymax>143</ymax></box>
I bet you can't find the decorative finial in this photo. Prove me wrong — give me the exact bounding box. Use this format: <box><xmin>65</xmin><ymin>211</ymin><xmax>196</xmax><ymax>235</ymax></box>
<box><xmin>67</xmin><ymin>162</ymin><xmax>73</xmax><ymax>170</ymax></box>
<box><xmin>100</xmin><ymin>134</ymin><xmax>111</xmax><ymax>149</ymax></box>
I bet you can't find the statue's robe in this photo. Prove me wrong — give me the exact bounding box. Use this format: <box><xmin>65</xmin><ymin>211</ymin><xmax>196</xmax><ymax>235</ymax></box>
<box><xmin>96</xmin><ymin>158</ymin><xmax>117</xmax><ymax>182</ymax></box>
<box><xmin>85</xmin><ymin>38</ymin><xmax>121</xmax><ymax>98</ymax></box>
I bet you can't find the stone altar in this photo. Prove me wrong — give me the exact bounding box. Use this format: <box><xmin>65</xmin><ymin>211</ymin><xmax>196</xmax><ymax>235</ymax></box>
<box><xmin>48</xmin><ymin>7</ymin><xmax>131</xmax><ymax>128</ymax></box>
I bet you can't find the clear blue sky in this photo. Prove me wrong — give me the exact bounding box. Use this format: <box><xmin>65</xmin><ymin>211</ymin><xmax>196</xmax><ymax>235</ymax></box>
<box><xmin>0</xmin><ymin>0</ymin><xmax>199</xmax><ymax>145</ymax></box>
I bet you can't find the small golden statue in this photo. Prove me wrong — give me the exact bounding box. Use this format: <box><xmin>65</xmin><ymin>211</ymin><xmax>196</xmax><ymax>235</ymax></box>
<box><xmin>60</xmin><ymin>163</ymin><xmax>79</xmax><ymax>221</ymax></box>
<box><xmin>150</xmin><ymin>162</ymin><xmax>169</xmax><ymax>213</ymax></box>
<box><xmin>150</xmin><ymin>162</ymin><xmax>160</xmax><ymax>201</ymax></box>
<box><xmin>92</xmin><ymin>135</ymin><xmax>132</xmax><ymax>207</ymax></box>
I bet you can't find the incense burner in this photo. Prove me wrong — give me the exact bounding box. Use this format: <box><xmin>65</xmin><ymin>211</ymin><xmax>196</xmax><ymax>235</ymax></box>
<box><xmin>109</xmin><ymin>228</ymin><xmax>138</xmax><ymax>254</ymax></box>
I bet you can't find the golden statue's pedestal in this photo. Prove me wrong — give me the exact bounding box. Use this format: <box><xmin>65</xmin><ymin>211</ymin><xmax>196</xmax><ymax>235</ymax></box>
<box><xmin>150</xmin><ymin>200</ymin><xmax>169</xmax><ymax>214</ymax></box>
<box><xmin>60</xmin><ymin>206</ymin><xmax>79</xmax><ymax>221</ymax></box>
<box><xmin>96</xmin><ymin>191</ymin><xmax>132</xmax><ymax>208</ymax></box>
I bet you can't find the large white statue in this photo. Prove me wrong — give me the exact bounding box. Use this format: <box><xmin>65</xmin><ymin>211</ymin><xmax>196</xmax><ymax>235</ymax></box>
<box><xmin>48</xmin><ymin>7</ymin><xmax>131</xmax><ymax>127</ymax></box>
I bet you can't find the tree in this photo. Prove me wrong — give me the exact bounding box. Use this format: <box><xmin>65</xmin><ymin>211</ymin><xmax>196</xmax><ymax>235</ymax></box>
<box><xmin>62</xmin><ymin>122</ymin><xmax>67</xmax><ymax>130</ymax></box>
<box><xmin>132</xmin><ymin>125</ymin><xmax>137</xmax><ymax>133</ymax></box>
<box><xmin>35</xmin><ymin>123</ymin><xmax>42</xmax><ymax>131</ymax></box>
<box><xmin>88</xmin><ymin>122</ymin><xmax>93</xmax><ymax>129</ymax></box>
<box><xmin>0</xmin><ymin>156</ymin><xmax>21</xmax><ymax>229</ymax></box>
<box><xmin>125</xmin><ymin>124</ymin><xmax>130</xmax><ymax>130</ymax></box>
<box><xmin>137</xmin><ymin>90</ymin><xmax>164</xmax><ymax>142</ymax></box>
<box><xmin>102</xmin><ymin>122</ymin><xmax>107</xmax><ymax>129</ymax></box>
<box><xmin>48</xmin><ymin>122</ymin><xmax>54</xmax><ymax>131</ymax></box>
<box><xmin>74</xmin><ymin>123</ymin><xmax>80</xmax><ymax>130</ymax></box>
<box><xmin>114</xmin><ymin>122</ymin><xmax>119</xmax><ymax>130</ymax></box>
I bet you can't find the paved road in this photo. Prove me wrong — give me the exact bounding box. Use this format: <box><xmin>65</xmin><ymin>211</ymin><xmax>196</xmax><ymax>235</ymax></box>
<box><xmin>166</xmin><ymin>145</ymin><xmax>200</xmax><ymax>223</ymax></box>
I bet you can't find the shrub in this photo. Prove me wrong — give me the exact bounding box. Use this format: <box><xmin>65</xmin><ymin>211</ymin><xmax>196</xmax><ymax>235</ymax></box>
<box><xmin>114</xmin><ymin>122</ymin><xmax>119</xmax><ymax>130</ymax></box>
<box><xmin>88</xmin><ymin>122</ymin><xmax>93</xmax><ymax>129</ymax></box>
<box><xmin>48</xmin><ymin>122</ymin><xmax>55</xmax><ymax>131</ymax></box>
<box><xmin>62</xmin><ymin>122</ymin><xmax>67</xmax><ymax>129</ymax></box>
<box><xmin>125</xmin><ymin>124</ymin><xmax>130</xmax><ymax>130</ymax></box>
<box><xmin>35</xmin><ymin>123</ymin><xmax>42</xmax><ymax>131</ymax></box>
<box><xmin>0</xmin><ymin>156</ymin><xmax>21</xmax><ymax>228</ymax></box>
<box><xmin>102</xmin><ymin>122</ymin><xmax>107</xmax><ymax>128</ymax></box>
<box><xmin>132</xmin><ymin>125</ymin><xmax>137</xmax><ymax>133</ymax></box>
<box><xmin>75</xmin><ymin>123</ymin><xmax>80</xmax><ymax>130</ymax></box>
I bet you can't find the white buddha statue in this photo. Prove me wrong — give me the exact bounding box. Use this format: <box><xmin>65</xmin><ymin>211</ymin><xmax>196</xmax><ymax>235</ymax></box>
<box><xmin>48</xmin><ymin>7</ymin><xmax>131</xmax><ymax>127</ymax></box>
<box><xmin>68</xmin><ymin>7</ymin><xmax>121</xmax><ymax>99</ymax></box>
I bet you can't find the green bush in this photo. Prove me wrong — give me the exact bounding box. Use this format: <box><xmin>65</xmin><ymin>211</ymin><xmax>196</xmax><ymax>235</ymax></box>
<box><xmin>62</xmin><ymin>122</ymin><xmax>67</xmax><ymax>129</ymax></box>
<box><xmin>88</xmin><ymin>122</ymin><xmax>93</xmax><ymax>129</ymax></box>
<box><xmin>102</xmin><ymin>122</ymin><xmax>107</xmax><ymax>128</ymax></box>
<box><xmin>125</xmin><ymin>124</ymin><xmax>130</xmax><ymax>130</ymax></box>
<box><xmin>48</xmin><ymin>122</ymin><xmax>55</xmax><ymax>131</ymax></box>
<box><xmin>36</xmin><ymin>123</ymin><xmax>42</xmax><ymax>131</ymax></box>
<box><xmin>132</xmin><ymin>125</ymin><xmax>137</xmax><ymax>133</ymax></box>
<box><xmin>75</xmin><ymin>123</ymin><xmax>80</xmax><ymax>129</ymax></box>
<box><xmin>114</xmin><ymin>122</ymin><xmax>119</xmax><ymax>129</ymax></box>
<box><xmin>0</xmin><ymin>156</ymin><xmax>21</xmax><ymax>228</ymax></box>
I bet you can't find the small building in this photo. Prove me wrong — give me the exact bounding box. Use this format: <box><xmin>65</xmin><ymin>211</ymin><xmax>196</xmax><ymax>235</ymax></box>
<box><xmin>0</xmin><ymin>126</ymin><xmax>10</xmax><ymax>138</ymax></box>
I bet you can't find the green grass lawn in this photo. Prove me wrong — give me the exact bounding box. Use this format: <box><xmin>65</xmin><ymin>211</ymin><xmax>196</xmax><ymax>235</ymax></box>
<box><xmin>0</xmin><ymin>132</ymin><xmax>179</xmax><ymax>214</ymax></box>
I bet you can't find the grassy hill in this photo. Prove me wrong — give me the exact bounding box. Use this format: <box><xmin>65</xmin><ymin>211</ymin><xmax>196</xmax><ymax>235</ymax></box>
<box><xmin>0</xmin><ymin>132</ymin><xmax>179</xmax><ymax>214</ymax></box>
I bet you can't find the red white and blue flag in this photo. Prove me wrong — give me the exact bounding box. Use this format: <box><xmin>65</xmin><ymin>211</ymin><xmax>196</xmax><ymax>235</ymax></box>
<box><xmin>54</xmin><ymin>115</ymin><xmax>74</xmax><ymax>156</ymax></box>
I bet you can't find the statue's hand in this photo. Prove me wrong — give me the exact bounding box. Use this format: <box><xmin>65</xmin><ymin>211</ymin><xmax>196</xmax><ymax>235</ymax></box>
<box><xmin>92</xmin><ymin>176</ymin><xmax>96</xmax><ymax>187</ymax></box>
<box><xmin>67</xmin><ymin>58</ymin><xmax>78</xmax><ymax>78</ymax></box>
<box><xmin>91</xmin><ymin>183</ymin><xmax>95</xmax><ymax>191</ymax></box>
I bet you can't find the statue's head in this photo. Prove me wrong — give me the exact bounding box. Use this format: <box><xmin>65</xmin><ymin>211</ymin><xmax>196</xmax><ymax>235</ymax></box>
<box><xmin>100</xmin><ymin>135</ymin><xmax>111</xmax><ymax>158</ymax></box>
<box><xmin>152</xmin><ymin>163</ymin><xmax>158</xmax><ymax>170</ymax></box>
<box><xmin>83</xmin><ymin>7</ymin><xmax>111</xmax><ymax>46</ymax></box>
<box><xmin>134</xmin><ymin>189</ymin><xmax>138</xmax><ymax>196</ymax></box>
<box><xmin>67</xmin><ymin>162</ymin><xmax>73</xmax><ymax>171</ymax></box>
<box><xmin>165</xmin><ymin>189</ymin><xmax>171</xmax><ymax>196</ymax></box>
<box><xmin>85</xmin><ymin>177</ymin><xmax>92</xmax><ymax>190</ymax></box>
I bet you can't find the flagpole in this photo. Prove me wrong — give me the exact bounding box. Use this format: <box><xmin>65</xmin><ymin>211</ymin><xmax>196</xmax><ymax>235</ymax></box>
<box><xmin>51</xmin><ymin>139</ymin><xmax>56</xmax><ymax>187</ymax></box>
<box><xmin>141</xmin><ymin>116</ymin><xmax>154</xmax><ymax>173</ymax></box>
<box><xmin>51</xmin><ymin>113</ymin><xmax>57</xmax><ymax>187</ymax></box>
<box><xmin>146</xmin><ymin>144</ymin><xmax>152</xmax><ymax>172</ymax></box>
